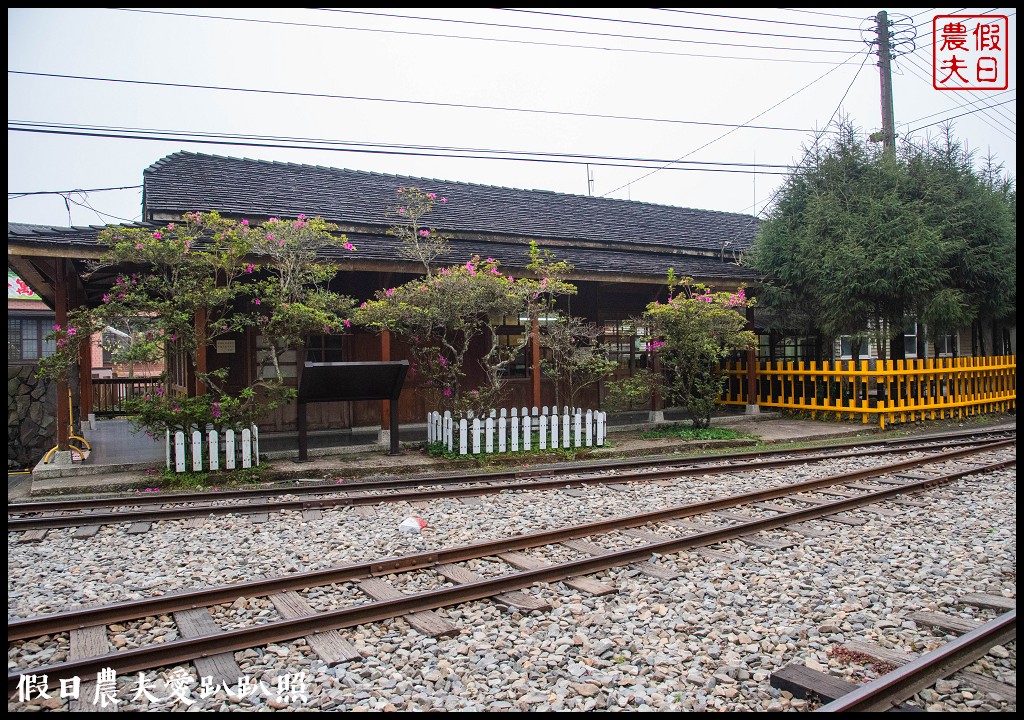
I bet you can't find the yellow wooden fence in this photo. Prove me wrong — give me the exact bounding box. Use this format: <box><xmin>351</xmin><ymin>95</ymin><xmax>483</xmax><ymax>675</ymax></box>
<box><xmin>721</xmin><ymin>355</ymin><xmax>1016</xmax><ymax>429</ymax></box>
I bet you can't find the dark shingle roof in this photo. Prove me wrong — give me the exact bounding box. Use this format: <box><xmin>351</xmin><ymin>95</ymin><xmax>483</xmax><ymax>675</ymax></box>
<box><xmin>144</xmin><ymin>152</ymin><xmax>760</xmax><ymax>254</ymax></box>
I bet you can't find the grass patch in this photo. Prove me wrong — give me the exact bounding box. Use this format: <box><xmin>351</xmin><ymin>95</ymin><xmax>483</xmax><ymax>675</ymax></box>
<box><xmin>423</xmin><ymin>440</ymin><xmax>610</xmax><ymax>464</ymax></box>
<box><xmin>638</xmin><ymin>424</ymin><xmax>757</xmax><ymax>441</ymax></box>
<box><xmin>137</xmin><ymin>464</ymin><xmax>272</xmax><ymax>492</ymax></box>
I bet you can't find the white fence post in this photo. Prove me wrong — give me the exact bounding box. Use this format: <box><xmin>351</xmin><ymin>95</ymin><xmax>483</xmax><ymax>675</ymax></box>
<box><xmin>485</xmin><ymin>417</ymin><xmax>494</xmax><ymax>454</ymax></box>
<box><xmin>574</xmin><ymin>411</ymin><xmax>582</xmax><ymax>448</ymax></box>
<box><xmin>252</xmin><ymin>425</ymin><xmax>260</xmax><ymax>466</ymax></box>
<box><xmin>445</xmin><ymin>412</ymin><xmax>453</xmax><ymax>452</ymax></box>
<box><xmin>498</xmin><ymin>416</ymin><xmax>507</xmax><ymax>453</ymax></box>
<box><xmin>209</xmin><ymin>429</ymin><xmax>219</xmax><ymax>471</ymax></box>
<box><xmin>511</xmin><ymin>415</ymin><xmax>519</xmax><ymax>452</ymax></box>
<box><xmin>166</xmin><ymin>429</ymin><xmax>171</xmax><ymax>469</ymax></box>
<box><xmin>459</xmin><ymin>418</ymin><xmax>468</xmax><ymax>455</ymax></box>
<box><xmin>596</xmin><ymin>411</ymin><xmax>606</xmax><ymax>446</ymax></box>
<box><xmin>241</xmin><ymin>428</ymin><xmax>253</xmax><ymax>468</ymax></box>
<box><xmin>225</xmin><ymin>429</ymin><xmax>236</xmax><ymax>469</ymax></box>
<box><xmin>472</xmin><ymin>418</ymin><xmax>481</xmax><ymax>454</ymax></box>
<box><xmin>585</xmin><ymin>409</ymin><xmax>593</xmax><ymax>447</ymax></box>
<box><xmin>191</xmin><ymin>429</ymin><xmax>203</xmax><ymax>471</ymax></box>
<box><xmin>550</xmin><ymin>412</ymin><xmax>558</xmax><ymax>448</ymax></box>
<box><xmin>539</xmin><ymin>415</ymin><xmax>547</xmax><ymax>450</ymax></box>
<box><xmin>174</xmin><ymin>431</ymin><xmax>186</xmax><ymax>472</ymax></box>
<box><xmin>523</xmin><ymin>415</ymin><xmax>531</xmax><ymax>451</ymax></box>
<box><xmin>562</xmin><ymin>412</ymin><xmax>570</xmax><ymax>449</ymax></box>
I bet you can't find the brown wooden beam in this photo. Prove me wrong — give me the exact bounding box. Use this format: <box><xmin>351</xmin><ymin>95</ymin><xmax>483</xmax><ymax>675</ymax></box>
<box><xmin>194</xmin><ymin>309</ymin><xmax>207</xmax><ymax>397</ymax></box>
<box><xmin>531</xmin><ymin>313</ymin><xmax>541</xmax><ymax>408</ymax></box>
<box><xmin>54</xmin><ymin>259</ymin><xmax>70</xmax><ymax>451</ymax></box>
<box><xmin>380</xmin><ymin>329</ymin><xmax>391</xmax><ymax>432</ymax></box>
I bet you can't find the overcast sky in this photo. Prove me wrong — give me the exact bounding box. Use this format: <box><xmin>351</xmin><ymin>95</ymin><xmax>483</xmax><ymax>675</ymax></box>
<box><xmin>7</xmin><ymin>7</ymin><xmax>1017</xmax><ymax>230</ymax></box>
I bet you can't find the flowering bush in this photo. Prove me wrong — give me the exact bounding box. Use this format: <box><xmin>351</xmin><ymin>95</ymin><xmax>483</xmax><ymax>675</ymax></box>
<box><xmin>39</xmin><ymin>211</ymin><xmax>355</xmax><ymax>438</ymax></box>
<box><xmin>387</xmin><ymin>187</ymin><xmax>451</xmax><ymax>275</ymax></box>
<box><xmin>357</xmin><ymin>253</ymin><xmax>575</xmax><ymax>416</ymax></box>
<box><xmin>644</xmin><ymin>274</ymin><xmax>756</xmax><ymax>428</ymax></box>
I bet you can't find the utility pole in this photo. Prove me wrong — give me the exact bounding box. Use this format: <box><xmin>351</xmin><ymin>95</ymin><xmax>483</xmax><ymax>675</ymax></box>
<box><xmin>875</xmin><ymin>10</ymin><xmax>897</xmax><ymax>153</ymax></box>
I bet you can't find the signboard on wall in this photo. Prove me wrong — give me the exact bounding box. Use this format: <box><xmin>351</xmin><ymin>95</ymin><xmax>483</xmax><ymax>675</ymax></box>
<box><xmin>8</xmin><ymin>270</ymin><xmax>41</xmax><ymax>300</ymax></box>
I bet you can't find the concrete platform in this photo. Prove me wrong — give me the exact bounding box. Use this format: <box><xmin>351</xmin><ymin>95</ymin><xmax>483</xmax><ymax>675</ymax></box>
<box><xmin>11</xmin><ymin>412</ymin><xmax>1015</xmax><ymax>502</ymax></box>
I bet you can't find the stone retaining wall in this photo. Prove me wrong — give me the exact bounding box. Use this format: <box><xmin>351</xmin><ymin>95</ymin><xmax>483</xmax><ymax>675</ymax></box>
<box><xmin>7</xmin><ymin>365</ymin><xmax>78</xmax><ymax>470</ymax></box>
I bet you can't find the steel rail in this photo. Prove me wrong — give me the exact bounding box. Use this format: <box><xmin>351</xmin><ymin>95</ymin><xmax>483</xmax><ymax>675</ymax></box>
<box><xmin>7</xmin><ymin>437</ymin><xmax>1014</xmax><ymax>531</ymax></box>
<box><xmin>6</xmin><ymin>453</ymin><xmax>1015</xmax><ymax>693</ymax></box>
<box><xmin>815</xmin><ymin>610</ymin><xmax>1017</xmax><ymax>712</ymax></box>
<box><xmin>8</xmin><ymin>441</ymin><xmax>1015</xmax><ymax>641</ymax></box>
<box><xmin>8</xmin><ymin>427</ymin><xmax>1012</xmax><ymax>515</ymax></box>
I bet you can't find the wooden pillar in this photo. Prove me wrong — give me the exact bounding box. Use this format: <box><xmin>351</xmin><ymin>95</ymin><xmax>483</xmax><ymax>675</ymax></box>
<box><xmin>54</xmin><ymin>259</ymin><xmax>70</xmax><ymax>451</ymax></box>
<box><xmin>194</xmin><ymin>309</ymin><xmax>207</xmax><ymax>396</ymax></box>
<box><xmin>380</xmin><ymin>329</ymin><xmax>391</xmax><ymax>433</ymax></box>
<box><xmin>531</xmin><ymin>313</ymin><xmax>541</xmax><ymax>408</ymax></box>
<box><xmin>651</xmin><ymin>349</ymin><xmax>662</xmax><ymax>412</ymax></box>
<box><xmin>745</xmin><ymin>305</ymin><xmax>759</xmax><ymax>414</ymax></box>
<box><xmin>72</xmin><ymin>273</ymin><xmax>92</xmax><ymax>422</ymax></box>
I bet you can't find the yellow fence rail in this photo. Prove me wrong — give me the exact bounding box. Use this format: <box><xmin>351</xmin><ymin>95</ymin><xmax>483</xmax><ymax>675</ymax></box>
<box><xmin>721</xmin><ymin>355</ymin><xmax>1016</xmax><ymax>429</ymax></box>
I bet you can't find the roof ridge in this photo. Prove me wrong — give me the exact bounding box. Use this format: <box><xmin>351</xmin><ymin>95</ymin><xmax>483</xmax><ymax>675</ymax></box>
<box><xmin>145</xmin><ymin>151</ymin><xmax>759</xmax><ymax>219</ymax></box>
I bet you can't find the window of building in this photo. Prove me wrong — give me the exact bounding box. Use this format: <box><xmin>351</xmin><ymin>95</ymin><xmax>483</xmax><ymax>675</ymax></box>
<box><xmin>903</xmin><ymin>321</ymin><xmax>918</xmax><ymax>358</ymax></box>
<box><xmin>935</xmin><ymin>333</ymin><xmax>957</xmax><ymax>357</ymax></box>
<box><xmin>305</xmin><ymin>333</ymin><xmax>349</xmax><ymax>363</ymax></box>
<box><xmin>600</xmin><ymin>319</ymin><xmax>649</xmax><ymax>372</ymax></box>
<box><xmin>496</xmin><ymin>315</ymin><xmax>529</xmax><ymax>378</ymax></box>
<box><xmin>7</xmin><ymin>316</ymin><xmax>56</xmax><ymax>362</ymax></box>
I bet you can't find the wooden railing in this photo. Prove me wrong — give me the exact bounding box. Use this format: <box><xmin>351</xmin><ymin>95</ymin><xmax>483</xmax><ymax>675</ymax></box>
<box><xmin>90</xmin><ymin>377</ymin><xmax>164</xmax><ymax>417</ymax></box>
<box><xmin>720</xmin><ymin>356</ymin><xmax>1016</xmax><ymax>429</ymax></box>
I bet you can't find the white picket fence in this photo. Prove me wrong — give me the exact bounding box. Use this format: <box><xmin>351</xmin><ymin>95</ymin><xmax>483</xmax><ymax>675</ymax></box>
<box><xmin>165</xmin><ymin>425</ymin><xmax>260</xmax><ymax>472</ymax></box>
<box><xmin>426</xmin><ymin>406</ymin><xmax>606</xmax><ymax>456</ymax></box>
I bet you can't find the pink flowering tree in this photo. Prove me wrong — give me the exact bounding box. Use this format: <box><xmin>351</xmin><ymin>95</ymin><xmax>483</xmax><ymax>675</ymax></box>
<box><xmin>387</xmin><ymin>187</ymin><xmax>451</xmax><ymax>276</ymax></box>
<box><xmin>246</xmin><ymin>214</ymin><xmax>356</xmax><ymax>381</ymax></box>
<box><xmin>540</xmin><ymin>316</ymin><xmax>618</xmax><ymax>409</ymax></box>
<box><xmin>643</xmin><ymin>274</ymin><xmax>756</xmax><ymax>428</ymax></box>
<box><xmin>39</xmin><ymin>211</ymin><xmax>355</xmax><ymax>438</ymax></box>
<box><xmin>356</xmin><ymin>255</ymin><xmax>575</xmax><ymax>416</ymax></box>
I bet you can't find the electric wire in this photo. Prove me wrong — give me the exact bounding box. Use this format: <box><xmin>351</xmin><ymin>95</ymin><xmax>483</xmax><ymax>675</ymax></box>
<box><xmin>899</xmin><ymin>51</ymin><xmax>1015</xmax><ymax>132</ymax></box>
<box><xmin>648</xmin><ymin>8</ymin><xmax>863</xmax><ymax>32</ymax></box>
<box><xmin>439</xmin><ymin>7</ymin><xmax>865</xmax><ymax>42</ymax></box>
<box><xmin>898</xmin><ymin>53</ymin><xmax>1015</xmax><ymax>139</ymax></box>
<box><xmin>107</xmin><ymin>8</ymin><xmax>857</xmax><ymax>64</ymax></box>
<box><xmin>6</xmin><ymin>124</ymin><xmax>795</xmax><ymax>175</ymax></box>
<box><xmin>7</xmin><ymin>119</ymin><xmax>795</xmax><ymax>169</ymax></box>
<box><xmin>602</xmin><ymin>48</ymin><xmax>872</xmax><ymax>200</ymax></box>
<box><xmin>776</xmin><ymin>8</ymin><xmax>868</xmax><ymax>21</ymax></box>
<box><xmin>7</xmin><ymin>71</ymin><xmax>825</xmax><ymax>135</ymax></box>
<box><xmin>8</xmin><ymin>184</ymin><xmax>142</xmax><ymax>199</ymax></box>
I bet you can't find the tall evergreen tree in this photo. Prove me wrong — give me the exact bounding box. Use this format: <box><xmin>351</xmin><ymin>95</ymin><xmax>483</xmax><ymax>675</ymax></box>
<box><xmin>750</xmin><ymin>120</ymin><xmax>1015</xmax><ymax>359</ymax></box>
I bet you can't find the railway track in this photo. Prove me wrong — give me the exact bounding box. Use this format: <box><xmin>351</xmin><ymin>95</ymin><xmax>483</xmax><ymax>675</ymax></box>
<box><xmin>8</xmin><ymin>438</ymin><xmax>1015</xmax><ymax>699</ymax></box>
<box><xmin>815</xmin><ymin>610</ymin><xmax>1016</xmax><ymax>712</ymax></box>
<box><xmin>8</xmin><ymin>428</ymin><xmax>1014</xmax><ymax>534</ymax></box>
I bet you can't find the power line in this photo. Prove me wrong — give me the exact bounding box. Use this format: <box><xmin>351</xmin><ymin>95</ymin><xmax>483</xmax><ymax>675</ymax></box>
<box><xmin>746</xmin><ymin>51</ymin><xmax>874</xmax><ymax>217</ymax></box>
<box><xmin>8</xmin><ymin>119</ymin><xmax>796</xmax><ymax>168</ymax></box>
<box><xmin>8</xmin><ymin>184</ymin><xmax>142</xmax><ymax>199</ymax></box>
<box><xmin>6</xmin><ymin>123</ymin><xmax>796</xmax><ymax>175</ymax></box>
<box><xmin>649</xmin><ymin>8</ymin><xmax>863</xmax><ymax>32</ymax></box>
<box><xmin>108</xmin><ymin>8</ymin><xmax>856</xmax><ymax>63</ymax></box>
<box><xmin>602</xmin><ymin>49</ymin><xmax>872</xmax><ymax>199</ymax></box>
<box><xmin>776</xmin><ymin>8</ymin><xmax>868</xmax><ymax>21</ymax></box>
<box><xmin>463</xmin><ymin>7</ymin><xmax>865</xmax><ymax>42</ymax></box>
<box><xmin>898</xmin><ymin>54</ymin><xmax>1016</xmax><ymax>139</ymax></box>
<box><xmin>7</xmin><ymin>71</ymin><xmax>826</xmax><ymax>135</ymax></box>
<box><xmin>65</xmin><ymin>192</ymin><xmax>141</xmax><ymax>224</ymax></box>
<box><xmin>905</xmin><ymin>98</ymin><xmax>1017</xmax><ymax>135</ymax></box>
<box><xmin>901</xmin><ymin>88</ymin><xmax>1015</xmax><ymax>125</ymax></box>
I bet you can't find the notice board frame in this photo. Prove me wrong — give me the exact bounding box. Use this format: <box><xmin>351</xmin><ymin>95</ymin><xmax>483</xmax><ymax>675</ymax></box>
<box><xmin>296</xmin><ymin>360</ymin><xmax>409</xmax><ymax>459</ymax></box>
